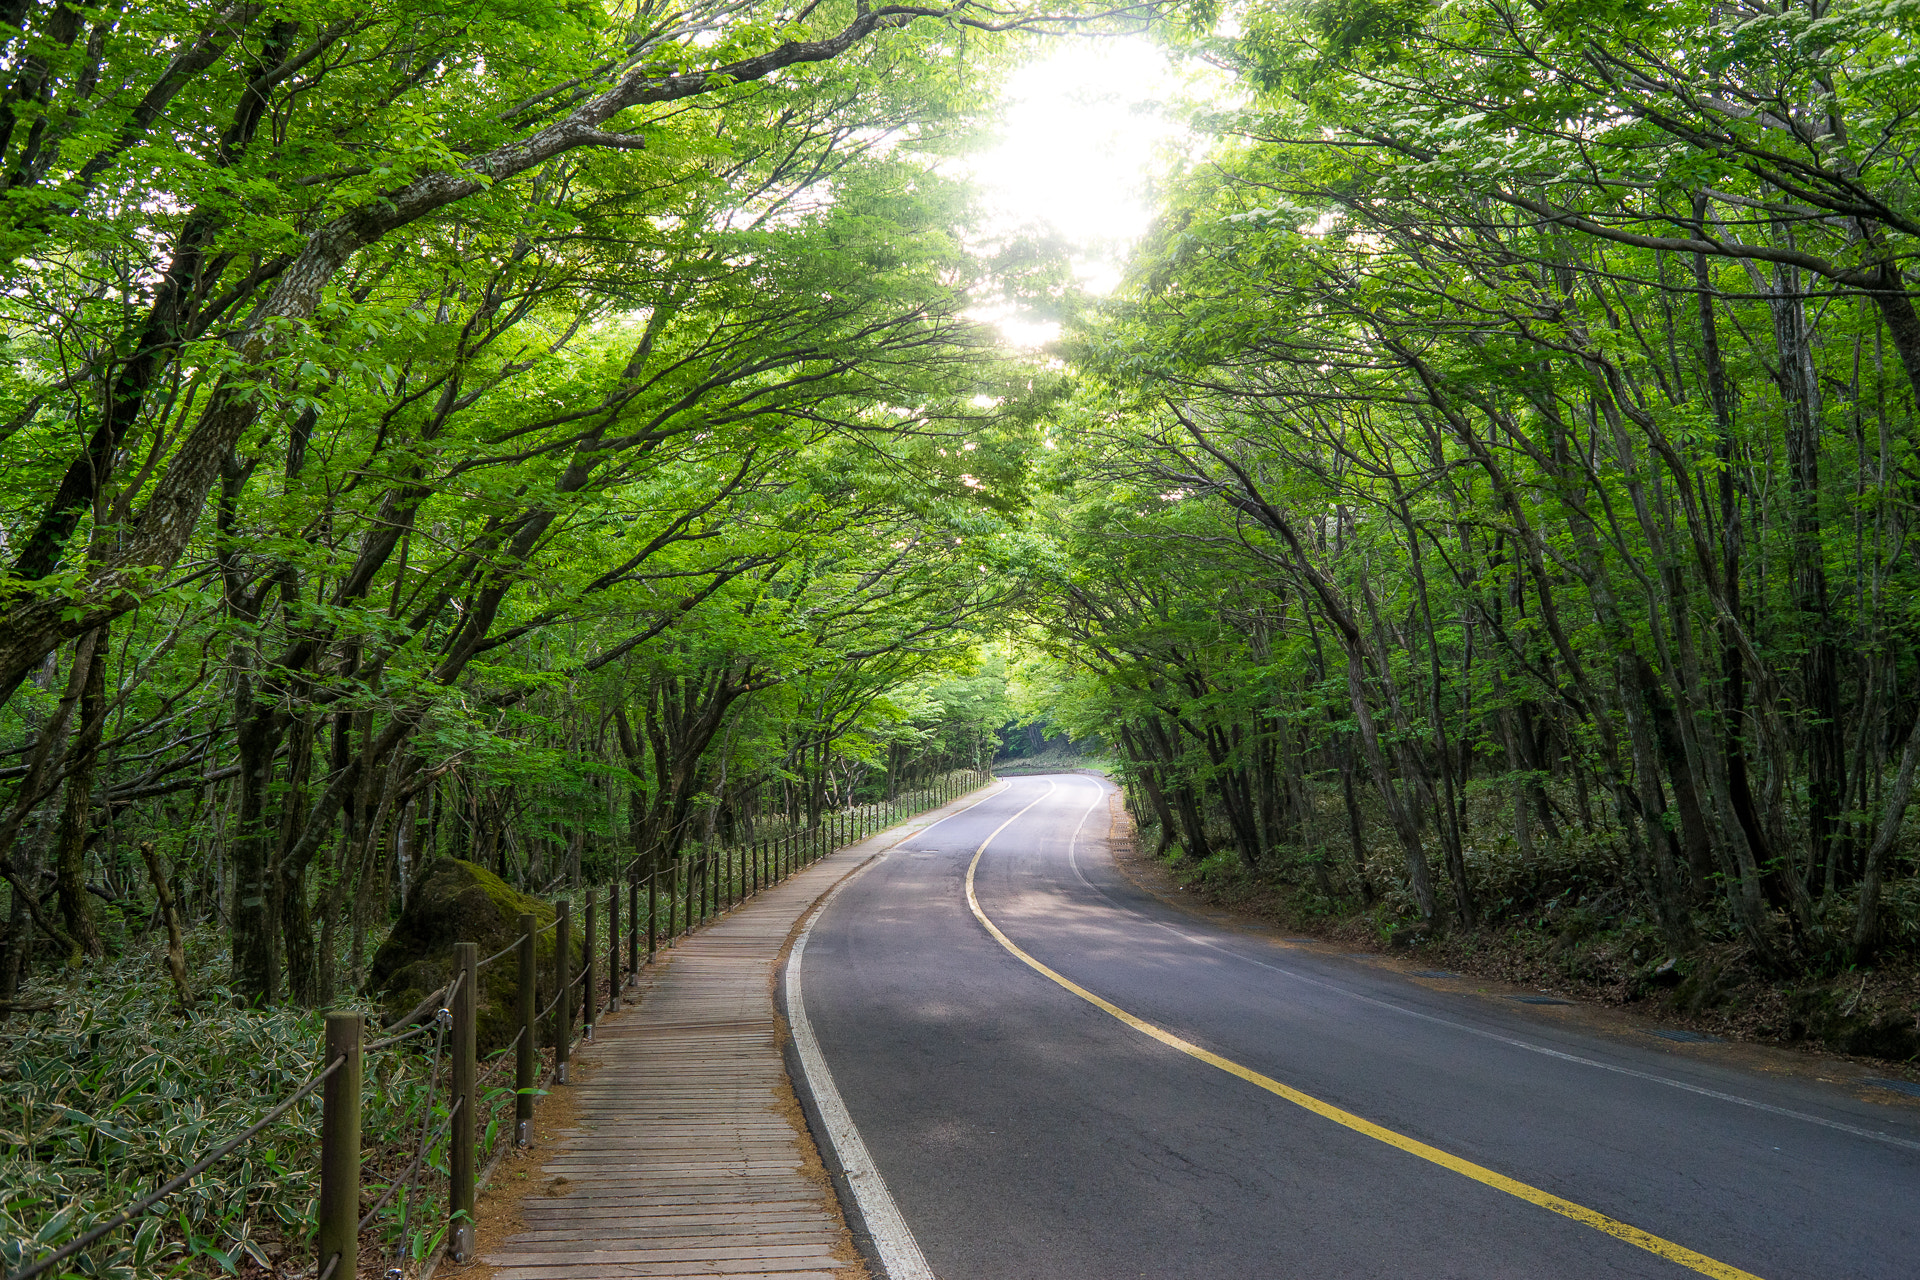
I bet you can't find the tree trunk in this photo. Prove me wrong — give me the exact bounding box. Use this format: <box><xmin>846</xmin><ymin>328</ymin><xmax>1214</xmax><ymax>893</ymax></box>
<box><xmin>1770</xmin><ymin>266</ymin><xmax>1845</xmax><ymax>899</ymax></box>
<box><xmin>1851</xmin><ymin>702</ymin><xmax>1920</xmax><ymax>961</ymax></box>
<box><xmin>51</xmin><ymin>626</ymin><xmax>107</xmax><ymax>961</ymax></box>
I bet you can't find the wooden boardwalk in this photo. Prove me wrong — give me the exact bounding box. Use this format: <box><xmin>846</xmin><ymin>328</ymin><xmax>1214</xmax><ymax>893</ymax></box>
<box><xmin>479</xmin><ymin>841</ymin><xmax>889</xmax><ymax>1280</ymax></box>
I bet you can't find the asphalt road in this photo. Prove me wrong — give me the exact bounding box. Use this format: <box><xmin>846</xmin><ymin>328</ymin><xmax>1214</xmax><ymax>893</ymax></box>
<box><xmin>793</xmin><ymin>774</ymin><xmax>1920</xmax><ymax>1280</ymax></box>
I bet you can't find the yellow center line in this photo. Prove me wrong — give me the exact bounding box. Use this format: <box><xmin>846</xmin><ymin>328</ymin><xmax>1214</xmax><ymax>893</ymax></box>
<box><xmin>963</xmin><ymin>825</ymin><xmax>1766</xmax><ymax>1280</ymax></box>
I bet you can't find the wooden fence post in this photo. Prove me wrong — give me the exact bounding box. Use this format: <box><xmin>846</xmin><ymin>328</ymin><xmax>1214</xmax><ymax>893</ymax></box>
<box><xmin>646</xmin><ymin>869</ymin><xmax>657</xmax><ymax>962</ymax></box>
<box><xmin>606</xmin><ymin>882</ymin><xmax>619</xmax><ymax>1012</ymax></box>
<box><xmin>584</xmin><ymin>894</ymin><xmax>598</xmax><ymax>1038</ymax></box>
<box><xmin>317</xmin><ymin>1012</ymin><xmax>361</xmax><ymax>1280</ymax></box>
<box><xmin>516</xmin><ymin>912</ymin><xmax>536</xmax><ymax>1145</ymax></box>
<box><xmin>669</xmin><ymin>859</ymin><xmax>679</xmax><ymax>945</ymax></box>
<box><xmin>628</xmin><ymin>875</ymin><xmax>640</xmax><ymax>983</ymax></box>
<box><xmin>556</xmin><ymin>900</ymin><xmax>573</xmax><ymax>1083</ymax></box>
<box><xmin>450</xmin><ymin>941</ymin><xmax>477</xmax><ymax>1262</ymax></box>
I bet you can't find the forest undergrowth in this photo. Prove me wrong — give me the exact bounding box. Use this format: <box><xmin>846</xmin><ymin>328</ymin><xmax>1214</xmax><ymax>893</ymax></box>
<box><xmin>1</xmin><ymin>920</ymin><xmax>581</xmax><ymax>1279</ymax></box>
<box><xmin>1135</xmin><ymin>791</ymin><xmax>1920</xmax><ymax>1074</ymax></box>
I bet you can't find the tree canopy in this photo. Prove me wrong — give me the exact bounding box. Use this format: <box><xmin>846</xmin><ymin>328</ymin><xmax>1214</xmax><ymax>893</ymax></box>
<box><xmin>6</xmin><ymin>0</ymin><xmax>1920</xmax><ymax>1027</ymax></box>
<box><xmin>0</xmin><ymin>0</ymin><xmax>1121</xmax><ymax>1004</ymax></box>
<box><xmin>1021</xmin><ymin>0</ymin><xmax>1920</xmax><ymax>975</ymax></box>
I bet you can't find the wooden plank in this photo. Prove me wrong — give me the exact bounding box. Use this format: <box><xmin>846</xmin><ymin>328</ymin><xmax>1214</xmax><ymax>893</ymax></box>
<box><xmin>474</xmin><ymin>847</ymin><xmax>881</xmax><ymax>1279</ymax></box>
<box><xmin>509</xmin><ymin>1219</ymin><xmax>840</xmax><ymax>1233</ymax></box>
<box><xmin>492</xmin><ymin>1267</ymin><xmax>842</xmax><ymax>1279</ymax></box>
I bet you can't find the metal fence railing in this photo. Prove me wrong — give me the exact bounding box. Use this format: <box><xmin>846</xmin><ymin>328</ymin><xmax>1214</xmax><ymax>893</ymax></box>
<box><xmin>3</xmin><ymin>769</ymin><xmax>988</xmax><ymax>1280</ymax></box>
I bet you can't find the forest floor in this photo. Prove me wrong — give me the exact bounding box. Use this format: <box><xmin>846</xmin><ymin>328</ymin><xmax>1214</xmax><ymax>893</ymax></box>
<box><xmin>1119</xmin><ymin>835</ymin><xmax>1920</xmax><ymax>1083</ymax></box>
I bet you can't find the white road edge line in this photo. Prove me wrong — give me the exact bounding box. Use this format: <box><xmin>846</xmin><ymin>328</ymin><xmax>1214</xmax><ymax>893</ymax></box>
<box><xmin>1055</xmin><ymin>778</ymin><xmax>1920</xmax><ymax>1154</ymax></box>
<box><xmin>782</xmin><ymin>783</ymin><xmax>1018</xmax><ymax>1280</ymax></box>
<box><xmin>789</xmin><ymin>867</ymin><xmax>935</xmax><ymax>1280</ymax></box>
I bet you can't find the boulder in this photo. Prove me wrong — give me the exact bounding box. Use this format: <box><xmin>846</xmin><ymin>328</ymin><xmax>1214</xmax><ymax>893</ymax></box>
<box><xmin>369</xmin><ymin>858</ymin><xmax>584</xmax><ymax>1055</ymax></box>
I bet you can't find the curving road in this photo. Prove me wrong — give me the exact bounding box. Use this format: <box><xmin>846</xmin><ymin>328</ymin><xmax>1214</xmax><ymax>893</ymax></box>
<box><xmin>788</xmin><ymin>774</ymin><xmax>1920</xmax><ymax>1280</ymax></box>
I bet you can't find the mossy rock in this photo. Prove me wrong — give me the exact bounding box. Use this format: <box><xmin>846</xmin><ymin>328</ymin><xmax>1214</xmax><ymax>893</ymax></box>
<box><xmin>369</xmin><ymin>858</ymin><xmax>585</xmax><ymax>1056</ymax></box>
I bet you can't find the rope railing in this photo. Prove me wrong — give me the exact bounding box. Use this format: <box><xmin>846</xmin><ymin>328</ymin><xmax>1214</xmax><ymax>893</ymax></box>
<box><xmin>3</xmin><ymin>768</ymin><xmax>988</xmax><ymax>1280</ymax></box>
<box><xmin>476</xmin><ymin>935</ymin><xmax>521</xmax><ymax>972</ymax></box>
<box><xmin>365</xmin><ymin>1015</ymin><xmax>439</xmax><ymax>1054</ymax></box>
<box><xmin>382</xmin><ymin>979</ymin><xmax>452</xmax><ymax>1033</ymax></box>
<box><xmin>357</xmin><ymin>1085</ymin><xmax>451</xmax><ymax>1233</ymax></box>
<box><xmin>359</xmin><ymin>1001</ymin><xmax>453</xmax><ymax>1257</ymax></box>
<box><xmin>367</xmin><ymin>968</ymin><xmax>462</xmax><ymax>1052</ymax></box>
